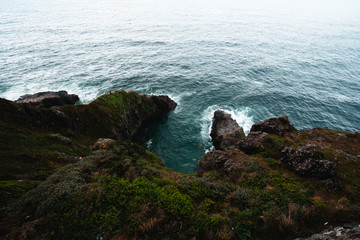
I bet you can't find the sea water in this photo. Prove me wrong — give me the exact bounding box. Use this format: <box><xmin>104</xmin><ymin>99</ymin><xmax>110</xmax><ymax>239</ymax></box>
<box><xmin>1</xmin><ymin>0</ymin><xmax>359</xmax><ymax>173</ymax></box>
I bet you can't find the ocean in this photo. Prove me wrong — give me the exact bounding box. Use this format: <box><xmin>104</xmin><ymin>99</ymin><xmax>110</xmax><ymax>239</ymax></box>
<box><xmin>1</xmin><ymin>0</ymin><xmax>359</xmax><ymax>173</ymax></box>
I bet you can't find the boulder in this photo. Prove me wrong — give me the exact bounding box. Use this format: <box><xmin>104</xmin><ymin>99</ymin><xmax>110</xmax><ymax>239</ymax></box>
<box><xmin>250</xmin><ymin>115</ymin><xmax>295</xmax><ymax>136</ymax></box>
<box><xmin>15</xmin><ymin>91</ymin><xmax>79</xmax><ymax>108</ymax></box>
<box><xmin>210</xmin><ymin>110</ymin><xmax>245</xmax><ymax>150</ymax></box>
<box><xmin>281</xmin><ymin>144</ymin><xmax>336</xmax><ymax>179</ymax></box>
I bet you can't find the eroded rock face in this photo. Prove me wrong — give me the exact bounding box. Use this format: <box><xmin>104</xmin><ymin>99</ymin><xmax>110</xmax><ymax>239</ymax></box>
<box><xmin>281</xmin><ymin>144</ymin><xmax>336</xmax><ymax>179</ymax></box>
<box><xmin>210</xmin><ymin>110</ymin><xmax>245</xmax><ymax>150</ymax></box>
<box><xmin>15</xmin><ymin>91</ymin><xmax>79</xmax><ymax>108</ymax></box>
<box><xmin>250</xmin><ymin>115</ymin><xmax>295</xmax><ymax>136</ymax></box>
<box><xmin>197</xmin><ymin>150</ymin><xmax>244</xmax><ymax>176</ymax></box>
<box><xmin>238</xmin><ymin>131</ymin><xmax>269</xmax><ymax>154</ymax></box>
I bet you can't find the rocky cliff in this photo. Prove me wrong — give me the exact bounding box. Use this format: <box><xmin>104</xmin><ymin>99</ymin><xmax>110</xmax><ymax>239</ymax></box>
<box><xmin>0</xmin><ymin>92</ymin><xmax>359</xmax><ymax>240</ymax></box>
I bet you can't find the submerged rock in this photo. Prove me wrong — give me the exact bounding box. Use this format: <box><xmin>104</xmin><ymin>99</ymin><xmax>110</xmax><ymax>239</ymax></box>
<box><xmin>210</xmin><ymin>110</ymin><xmax>245</xmax><ymax>150</ymax></box>
<box><xmin>250</xmin><ymin>115</ymin><xmax>296</xmax><ymax>136</ymax></box>
<box><xmin>15</xmin><ymin>91</ymin><xmax>79</xmax><ymax>108</ymax></box>
<box><xmin>281</xmin><ymin>144</ymin><xmax>336</xmax><ymax>179</ymax></box>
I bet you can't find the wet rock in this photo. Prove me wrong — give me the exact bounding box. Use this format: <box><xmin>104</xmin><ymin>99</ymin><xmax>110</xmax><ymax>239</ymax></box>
<box><xmin>210</xmin><ymin>110</ymin><xmax>245</xmax><ymax>150</ymax></box>
<box><xmin>15</xmin><ymin>91</ymin><xmax>79</xmax><ymax>108</ymax></box>
<box><xmin>250</xmin><ymin>115</ymin><xmax>296</xmax><ymax>136</ymax></box>
<box><xmin>281</xmin><ymin>144</ymin><xmax>336</xmax><ymax>179</ymax></box>
<box><xmin>238</xmin><ymin>131</ymin><xmax>269</xmax><ymax>154</ymax></box>
<box><xmin>92</xmin><ymin>138</ymin><xmax>116</xmax><ymax>150</ymax></box>
<box><xmin>147</xmin><ymin>95</ymin><xmax>177</xmax><ymax>114</ymax></box>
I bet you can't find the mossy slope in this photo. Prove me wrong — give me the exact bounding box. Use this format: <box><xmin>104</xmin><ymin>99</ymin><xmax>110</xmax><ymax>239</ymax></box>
<box><xmin>0</xmin><ymin>91</ymin><xmax>359</xmax><ymax>240</ymax></box>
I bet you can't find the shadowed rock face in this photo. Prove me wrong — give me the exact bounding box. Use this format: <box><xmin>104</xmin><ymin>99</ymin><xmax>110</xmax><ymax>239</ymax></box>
<box><xmin>210</xmin><ymin>110</ymin><xmax>245</xmax><ymax>150</ymax></box>
<box><xmin>250</xmin><ymin>115</ymin><xmax>296</xmax><ymax>136</ymax></box>
<box><xmin>15</xmin><ymin>91</ymin><xmax>79</xmax><ymax>108</ymax></box>
<box><xmin>281</xmin><ymin>144</ymin><xmax>336</xmax><ymax>179</ymax></box>
<box><xmin>3</xmin><ymin>90</ymin><xmax>176</xmax><ymax>142</ymax></box>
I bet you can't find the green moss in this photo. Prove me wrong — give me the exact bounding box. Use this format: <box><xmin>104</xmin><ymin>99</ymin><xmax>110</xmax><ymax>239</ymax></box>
<box><xmin>265</xmin><ymin>158</ymin><xmax>280</xmax><ymax>169</ymax></box>
<box><xmin>0</xmin><ymin>180</ymin><xmax>36</xmax><ymax>208</ymax></box>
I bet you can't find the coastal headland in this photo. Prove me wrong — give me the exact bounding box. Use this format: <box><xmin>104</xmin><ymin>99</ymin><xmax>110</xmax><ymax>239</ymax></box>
<box><xmin>0</xmin><ymin>90</ymin><xmax>359</xmax><ymax>239</ymax></box>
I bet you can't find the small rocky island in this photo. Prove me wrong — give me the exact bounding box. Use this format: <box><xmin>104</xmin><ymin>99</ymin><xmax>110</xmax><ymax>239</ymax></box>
<box><xmin>0</xmin><ymin>90</ymin><xmax>359</xmax><ymax>239</ymax></box>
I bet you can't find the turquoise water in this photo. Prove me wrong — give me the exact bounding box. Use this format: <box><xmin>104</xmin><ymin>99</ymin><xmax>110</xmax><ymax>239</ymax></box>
<box><xmin>1</xmin><ymin>0</ymin><xmax>360</xmax><ymax>173</ymax></box>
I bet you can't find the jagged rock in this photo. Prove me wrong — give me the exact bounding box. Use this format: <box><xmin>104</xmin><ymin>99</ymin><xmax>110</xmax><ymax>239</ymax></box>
<box><xmin>15</xmin><ymin>91</ymin><xmax>79</xmax><ymax>108</ymax></box>
<box><xmin>281</xmin><ymin>144</ymin><xmax>336</xmax><ymax>179</ymax></box>
<box><xmin>210</xmin><ymin>110</ymin><xmax>245</xmax><ymax>150</ymax></box>
<box><xmin>197</xmin><ymin>150</ymin><xmax>231</xmax><ymax>176</ymax></box>
<box><xmin>298</xmin><ymin>223</ymin><xmax>360</xmax><ymax>240</ymax></box>
<box><xmin>92</xmin><ymin>138</ymin><xmax>115</xmax><ymax>150</ymax></box>
<box><xmin>197</xmin><ymin>150</ymin><xmax>244</xmax><ymax>176</ymax></box>
<box><xmin>250</xmin><ymin>115</ymin><xmax>295</xmax><ymax>136</ymax></box>
<box><xmin>238</xmin><ymin>131</ymin><xmax>269</xmax><ymax>154</ymax></box>
<box><xmin>147</xmin><ymin>95</ymin><xmax>177</xmax><ymax>115</ymax></box>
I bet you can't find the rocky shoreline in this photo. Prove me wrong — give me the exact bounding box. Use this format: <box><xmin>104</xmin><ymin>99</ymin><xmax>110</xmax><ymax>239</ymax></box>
<box><xmin>0</xmin><ymin>90</ymin><xmax>359</xmax><ymax>240</ymax></box>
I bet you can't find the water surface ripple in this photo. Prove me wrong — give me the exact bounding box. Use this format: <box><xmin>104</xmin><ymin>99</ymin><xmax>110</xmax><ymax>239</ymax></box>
<box><xmin>1</xmin><ymin>0</ymin><xmax>360</xmax><ymax>173</ymax></box>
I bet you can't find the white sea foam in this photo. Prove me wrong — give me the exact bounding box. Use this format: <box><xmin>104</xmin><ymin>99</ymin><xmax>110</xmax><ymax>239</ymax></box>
<box><xmin>200</xmin><ymin>105</ymin><xmax>254</xmax><ymax>151</ymax></box>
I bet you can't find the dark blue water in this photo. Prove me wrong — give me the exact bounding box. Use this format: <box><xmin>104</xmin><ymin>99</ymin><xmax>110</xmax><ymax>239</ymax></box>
<box><xmin>1</xmin><ymin>0</ymin><xmax>360</xmax><ymax>173</ymax></box>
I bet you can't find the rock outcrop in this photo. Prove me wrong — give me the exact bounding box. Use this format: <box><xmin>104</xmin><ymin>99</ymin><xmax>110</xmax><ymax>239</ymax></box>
<box><xmin>15</xmin><ymin>91</ymin><xmax>79</xmax><ymax>108</ymax></box>
<box><xmin>250</xmin><ymin>115</ymin><xmax>295</xmax><ymax>136</ymax></box>
<box><xmin>210</xmin><ymin>110</ymin><xmax>245</xmax><ymax>150</ymax></box>
<box><xmin>281</xmin><ymin>144</ymin><xmax>336</xmax><ymax>179</ymax></box>
<box><xmin>296</xmin><ymin>222</ymin><xmax>360</xmax><ymax>240</ymax></box>
<box><xmin>3</xmin><ymin>90</ymin><xmax>177</xmax><ymax>141</ymax></box>
<box><xmin>238</xmin><ymin>131</ymin><xmax>269</xmax><ymax>154</ymax></box>
<box><xmin>92</xmin><ymin>138</ymin><xmax>115</xmax><ymax>150</ymax></box>
<box><xmin>197</xmin><ymin>150</ymin><xmax>244</xmax><ymax>176</ymax></box>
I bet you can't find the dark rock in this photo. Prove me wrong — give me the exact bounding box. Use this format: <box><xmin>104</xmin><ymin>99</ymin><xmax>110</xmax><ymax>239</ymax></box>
<box><xmin>250</xmin><ymin>115</ymin><xmax>296</xmax><ymax>136</ymax></box>
<box><xmin>281</xmin><ymin>144</ymin><xmax>336</xmax><ymax>179</ymax></box>
<box><xmin>305</xmin><ymin>234</ymin><xmax>334</xmax><ymax>240</ymax></box>
<box><xmin>3</xmin><ymin>91</ymin><xmax>177</xmax><ymax>141</ymax></box>
<box><xmin>197</xmin><ymin>150</ymin><xmax>231</xmax><ymax>176</ymax></box>
<box><xmin>223</xmin><ymin>158</ymin><xmax>244</xmax><ymax>175</ymax></box>
<box><xmin>92</xmin><ymin>138</ymin><xmax>115</xmax><ymax>150</ymax></box>
<box><xmin>321</xmin><ymin>178</ymin><xmax>337</xmax><ymax>191</ymax></box>
<box><xmin>15</xmin><ymin>91</ymin><xmax>79</xmax><ymax>108</ymax></box>
<box><xmin>238</xmin><ymin>131</ymin><xmax>269</xmax><ymax>154</ymax></box>
<box><xmin>197</xmin><ymin>150</ymin><xmax>244</xmax><ymax>176</ymax></box>
<box><xmin>210</xmin><ymin>110</ymin><xmax>245</xmax><ymax>150</ymax></box>
<box><xmin>147</xmin><ymin>95</ymin><xmax>177</xmax><ymax>114</ymax></box>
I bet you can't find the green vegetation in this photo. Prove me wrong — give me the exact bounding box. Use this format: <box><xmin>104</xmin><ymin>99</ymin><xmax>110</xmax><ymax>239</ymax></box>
<box><xmin>0</xmin><ymin>91</ymin><xmax>359</xmax><ymax>240</ymax></box>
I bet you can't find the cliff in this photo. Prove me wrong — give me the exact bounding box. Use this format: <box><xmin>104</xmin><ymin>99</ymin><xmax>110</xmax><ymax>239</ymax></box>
<box><xmin>0</xmin><ymin>91</ymin><xmax>359</xmax><ymax>240</ymax></box>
